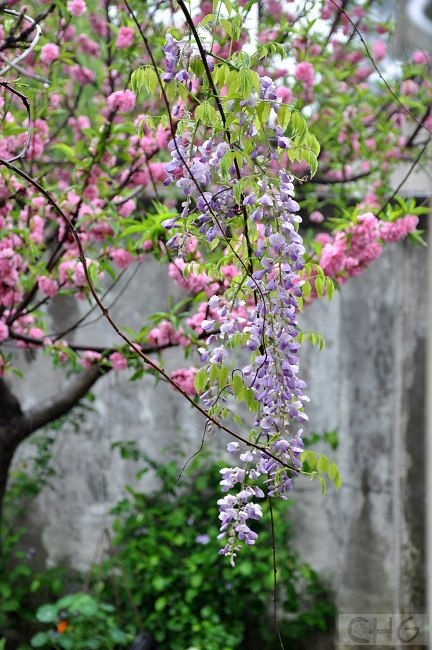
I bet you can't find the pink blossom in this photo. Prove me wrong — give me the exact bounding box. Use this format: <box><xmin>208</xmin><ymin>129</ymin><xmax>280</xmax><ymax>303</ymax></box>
<box><xmin>354</xmin><ymin>67</ymin><xmax>372</xmax><ymax>82</ymax></box>
<box><xmin>67</xmin><ymin>0</ymin><xmax>86</xmax><ymax>16</ymax></box>
<box><xmin>148</xmin><ymin>320</ymin><xmax>182</xmax><ymax>347</ymax></box>
<box><xmin>220</xmin><ymin>264</ymin><xmax>239</xmax><ymax>282</ymax></box>
<box><xmin>171</xmin><ymin>367</ymin><xmax>198</xmax><ymax>396</ymax></box>
<box><xmin>142</xmin><ymin>240</ymin><xmax>153</xmax><ymax>252</ymax></box>
<box><xmin>107</xmin><ymin>89</ymin><xmax>136</xmax><ymax>113</ymax></box>
<box><xmin>49</xmin><ymin>94</ymin><xmax>62</xmax><ymax>109</ymax></box>
<box><xmin>62</xmin><ymin>24</ymin><xmax>76</xmax><ymax>41</ymax></box>
<box><xmin>69</xmin><ymin>65</ymin><xmax>95</xmax><ymax>85</ymax></box>
<box><xmin>267</xmin><ymin>0</ymin><xmax>282</xmax><ymax>20</ymax></box>
<box><xmin>320</xmin><ymin>237</ymin><xmax>347</xmax><ymax>277</ymax></box>
<box><xmin>76</xmin><ymin>34</ymin><xmax>99</xmax><ymax>56</ymax></box>
<box><xmin>89</xmin><ymin>13</ymin><xmax>108</xmax><ymax>37</ymax></box>
<box><xmin>40</xmin><ymin>43</ymin><xmax>60</xmax><ymax>65</ymax></box>
<box><xmin>372</xmin><ymin>40</ymin><xmax>387</xmax><ymax>61</ymax></box>
<box><xmin>116</xmin><ymin>27</ymin><xmax>134</xmax><ymax>49</ymax></box>
<box><xmin>32</xmin><ymin>197</ymin><xmax>45</xmax><ymax>209</ymax></box>
<box><xmin>424</xmin><ymin>114</ymin><xmax>432</xmax><ymax>131</ymax></box>
<box><xmin>90</xmin><ymin>221</ymin><xmax>114</xmax><ymax>240</ymax></box>
<box><xmin>379</xmin><ymin>215</ymin><xmax>419</xmax><ymax>243</ymax></box>
<box><xmin>400</xmin><ymin>79</ymin><xmax>419</xmax><ymax>96</ymax></box>
<box><xmin>38</xmin><ymin>276</ymin><xmax>58</xmax><ymax>298</ymax></box>
<box><xmin>168</xmin><ymin>259</ymin><xmax>219</xmax><ymax>296</ymax></box>
<box><xmin>0</xmin><ymin>320</ymin><xmax>8</xmax><ymax>342</ymax></box>
<box><xmin>110</xmin><ymin>248</ymin><xmax>134</xmax><ymax>269</ymax></box>
<box><xmin>58</xmin><ymin>259</ymin><xmax>90</xmax><ymax>287</ymax></box>
<box><xmin>186</xmin><ymin>302</ymin><xmax>210</xmax><ymax>334</ymax></box>
<box><xmin>315</xmin><ymin>233</ymin><xmax>332</xmax><ymax>246</ymax></box>
<box><xmin>109</xmin><ymin>351</ymin><xmax>128</xmax><ymax>370</ymax></box>
<box><xmin>83</xmin><ymin>184</ymin><xmax>98</xmax><ymax>201</ymax></box>
<box><xmin>154</xmin><ymin>123</ymin><xmax>170</xmax><ymax>149</ymax></box>
<box><xmin>80</xmin><ymin>350</ymin><xmax>102</xmax><ymax>368</ymax></box>
<box><xmin>148</xmin><ymin>162</ymin><xmax>167</xmax><ymax>182</ymax></box>
<box><xmin>118</xmin><ymin>199</ymin><xmax>136</xmax><ymax>218</ymax></box>
<box><xmin>310</xmin><ymin>211</ymin><xmax>324</xmax><ymax>224</ymax></box>
<box><xmin>294</xmin><ymin>62</ymin><xmax>315</xmax><ymax>87</ymax></box>
<box><xmin>184</xmin><ymin>235</ymin><xmax>199</xmax><ymax>255</ymax></box>
<box><xmin>412</xmin><ymin>51</ymin><xmax>430</xmax><ymax>65</ymax></box>
<box><xmin>318</xmin><ymin>212</ymin><xmax>418</xmax><ymax>283</ymax></box>
<box><xmin>276</xmin><ymin>86</ymin><xmax>293</xmax><ymax>104</ymax></box>
<box><xmin>29</xmin><ymin>327</ymin><xmax>44</xmax><ymax>340</ymax></box>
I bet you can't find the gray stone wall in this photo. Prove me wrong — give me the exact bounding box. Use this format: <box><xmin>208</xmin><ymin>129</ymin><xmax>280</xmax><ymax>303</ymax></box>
<box><xmin>294</xmin><ymin>239</ymin><xmax>427</xmax><ymax>626</ymax></box>
<box><xmin>9</xmin><ymin>238</ymin><xmax>428</xmax><ymax>648</ymax></box>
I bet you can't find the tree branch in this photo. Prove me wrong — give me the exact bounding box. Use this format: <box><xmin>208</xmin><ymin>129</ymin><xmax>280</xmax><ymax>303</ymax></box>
<box><xmin>23</xmin><ymin>366</ymin><xmax>105</xmax><ymax>436</ymax></box>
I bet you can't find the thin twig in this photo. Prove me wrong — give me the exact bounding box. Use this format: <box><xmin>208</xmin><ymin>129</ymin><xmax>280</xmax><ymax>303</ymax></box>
<box><xmin>269</xmin><ymin>496</ymin><xmax>285</xmax><ymax>650</ymax></box>
<box><xmin>0</xmin><ymin>8</ymin><xmax>43</xmax><ymax>75</ymax></box>
<box><xmin>378</xmin><ymin>137</ymin><xmax>431</xmax><ymax>216</ymax></box>
<box><xmin>0</xmin><ymin>81</ymin><xmax>31</xmax><ymax>162</ymax></box>
<box><xmin>328</xmin><ymin>0</ymin><xmax>431</xmax><ymax>137</ymax></box>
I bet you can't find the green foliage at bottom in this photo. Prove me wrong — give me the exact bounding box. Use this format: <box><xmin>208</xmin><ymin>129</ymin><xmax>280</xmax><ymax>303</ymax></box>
<box><xmin>88</xmin><ymin>450</ymin><xmax>335</xmax><ymax>650</ymax></box>
<box><xmin>1</xmin><ymin>435</ymin><xmax>334</xmax><ymax>649</ymax></box>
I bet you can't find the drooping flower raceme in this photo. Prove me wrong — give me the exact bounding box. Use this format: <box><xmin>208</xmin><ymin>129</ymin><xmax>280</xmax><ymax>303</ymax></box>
<box><xmin>160</xmin><ymin>51</ymin><xmax>313</xmax><ymax>561</ymax></box>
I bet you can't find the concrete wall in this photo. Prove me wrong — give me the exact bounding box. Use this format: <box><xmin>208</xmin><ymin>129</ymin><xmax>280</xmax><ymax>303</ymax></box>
<box><xmin>9</xmin><ymin>237</ymin><xmax>428</xmax><ymax>648</ymax></box>
<box><xmin>295</xmin><ymin>238</ymin><xmax>427</xmax><ymax>624</ymax></box>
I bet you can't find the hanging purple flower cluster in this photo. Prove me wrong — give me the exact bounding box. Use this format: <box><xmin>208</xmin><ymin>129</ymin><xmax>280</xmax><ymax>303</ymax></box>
<box><xmin>206</xmin><ymin>172</ymin><xmax>309</xmax><ymax>562</ymax></box>
<box><xmin>160</xmin><ymin>36</ymin><xmax>310</xmax><ymax>561</ymax></box>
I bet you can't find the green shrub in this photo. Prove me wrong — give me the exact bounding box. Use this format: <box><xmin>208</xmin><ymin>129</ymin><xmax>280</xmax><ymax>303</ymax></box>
<box><xmin>31</xmin><ymin>594</ymin><xmax>132</xmax><ymax>649</ymax></box>
<box><xmin>88</xmin><ymin>449</ymin><xmax>335</xmax><ymax>649</ymax></box>
<box><xmin>0</xmin><ymin>434</ymin><xmax>66</xmax><ymax>644</ymax></box>
<box><xmin>1</xmin><ymin>436</ymin><xmax>334</xmax><ymax>649</ymax></box>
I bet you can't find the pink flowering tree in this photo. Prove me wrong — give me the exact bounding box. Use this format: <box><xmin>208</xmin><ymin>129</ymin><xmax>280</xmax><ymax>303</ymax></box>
<box><xmin>0</xmin><ymin>0</ymin><xmax>430</xmax><ymax>563</ymax></box>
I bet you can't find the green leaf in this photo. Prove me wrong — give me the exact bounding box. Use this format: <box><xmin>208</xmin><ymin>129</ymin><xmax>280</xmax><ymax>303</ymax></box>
<box><xmin>218</xmin><ymin>365</ymin><xmax>229</xmax><ymax>389</ymax></box>
<box><xmin>36</xmin><ymin>604</ymin><xmax>58</xmax><ymax>623</ymax></box>
<box><xmin>232</xmin><ymin>373</ymin><xmax>244</xmax><ymax>397</ymax></box>
<box><xmin>256</xmin><ymin>101</ymin><xmax>271</xmax><ymax>125</ymax></box>
<box><xmin>317</xmin><ymin>456</ymin><xmax>329</xmax><ymax>474</ymax></box>
<box><xmin>131</xmin><ymin>67</ymin><xmax>145</xmax><ymax>94</ymax></box>
<box><xmin>300</xmin><ymin>450</ymin><xmax>316</xmax><ymax>468</ymax></box>
<box><xmin>278</xmin><ymin>104</ymin><xmax>292</xmax><ymax>130</ymax></box>
<box><xmin>131</xmin><ymin>66</ymin><xmax>159</xmax><ymax>96</ymax></box>
<box><xmin>199</xmin><ymin>13</ymin><xmax>216</xmax><ymax>26</ymax></box>
<box><xmin>31</xmin><ymin>633</ymin><xmax>50</xmax><ymax>648</ymax></box>
<box><xmin>50</xmin><ymin>143</ymin><xmax>77</xmax><ymax>162</ymax></box>
<box><xmin>220</xmin><ymin>151</ymin><xmax>234</xmax><ymax>178</ymax></box>
<box><xmin>328</xmin><ymin>460</ymin><xmax>342</xmax><ymax>489</ymax></box>
<box><xmin>302</xmin><ymin>281</ymin><xmax>311</xmax><ymax>299</ymax></box>
<box><xmin>290</xmin><ymin>111</ymin><xmax>308</xmax><ymax>139</ymax></box>
<box><xmin>194</xmin><ymin>367</ymin><xmax>208</xmax><ymax>393</ymax></box>
<box><xmin>326</xmin><ymin>277</ymin><xmax>334</xmax><ymax>300</ymax></box>
<box><xmin>110</xmin><ymin>628</ymin><xmax>128</xmax><ymax>643</ymax></box>
<box><xmin>315</xmin><ymin>275</ymin><xmax>324</xmax><ymax>298</ymax></box>
<box><xmin>155</xmin><ymin>596</ymin><xmax>167</xmax><ymax>612</ymax></box>
<box><xmin>221</xmin><ymin>18</ymin><xmax>232</xmax><ymax>36</ymax></box>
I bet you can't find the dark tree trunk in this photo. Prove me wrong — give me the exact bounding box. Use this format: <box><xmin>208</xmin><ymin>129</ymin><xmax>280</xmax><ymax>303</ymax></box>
<box><xmin>0</xmin><ymin>445</ymin><xmax>15</xmax><ymax>522</ymax></box>
<box><xmin>0</xmin><ymin>367</ymin><xmax>103</xmax><ymax>528</ymax></box>
<box><xmin>0</xmin><ymin>380</ymin><xmax>26</xmax><ymax>545</ymax></box>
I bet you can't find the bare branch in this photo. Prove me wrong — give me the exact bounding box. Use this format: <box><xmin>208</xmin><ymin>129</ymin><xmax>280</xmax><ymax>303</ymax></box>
<box><xmin>0</xmin><ymin>8</ymin><xmax>43</xmax><ymax>73</ymax></box>
<box><xmin>23</xmin><ymin>366</ymin><xmax>104</xmax><ymax>436</ymax></box>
